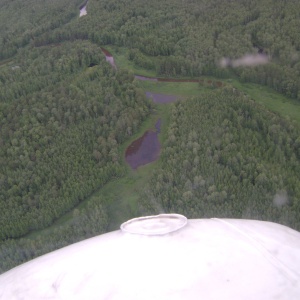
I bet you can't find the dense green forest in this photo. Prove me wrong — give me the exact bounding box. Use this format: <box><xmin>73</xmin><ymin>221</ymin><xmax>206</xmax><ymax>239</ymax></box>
<box><xmin>2</xmin><ymin>0</ymin><xmax>300</xmax><ymax>100</ymax></box>
<box><xmin>139</xmin><ymin>89</ymin><xmax>300</xmax><ymax>230</ymax></box>
<box><xmin>0</xmin><ymin>0</ymin><xmax>83</xmax><ymax>59</ymax></box>
<box><xmin>1</xmin><ymin>0</ymin><xmax>300</xmax><ymax>273</ymax></box>
<box><xmin>0</xmin><ymin>40</ymin><xmax>150</xmax><ymax>241</ymax></box>
<box><xmin>0</xmin><ymin>195</ymin><xmax>108</xmax><ymax>272</ymax></box>
<box><xmin>31</xmin><ymin>0</ymin><xmax>300</xmax><ymax>99</ymax></box>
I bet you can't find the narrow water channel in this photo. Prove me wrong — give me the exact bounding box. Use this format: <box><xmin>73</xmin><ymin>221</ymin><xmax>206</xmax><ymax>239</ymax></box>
<box><xmin>125</xmin><ymin>119</ymin><xmax>161</xmax><ymax>169</ymax></box>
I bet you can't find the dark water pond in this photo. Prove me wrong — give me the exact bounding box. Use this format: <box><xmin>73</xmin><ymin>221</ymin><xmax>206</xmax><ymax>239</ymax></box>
<box><xmin>145</xmin><ymin>92</ymin><xmax>179</xmax><ymax>104</ymax></box>
<box><xmin>125</xmin><ymin>119</ymin><xmax>161</xmax><ymax>169</ymax></box>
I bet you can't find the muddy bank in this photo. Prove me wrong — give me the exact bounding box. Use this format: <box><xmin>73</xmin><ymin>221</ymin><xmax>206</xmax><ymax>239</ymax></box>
<box><xmin>125</xmin><ymin>119</ymin><xmax>161</xmax><ymax>169</ymax></box>
<box><xmin>79</xmin><ymin>2</ymin><xmax>87</xmax><ymax>17</ymax></box>
<box><xmin>100</xmin><ymin>48</ymin><xmax>117</xmax><ymax>69</ymax></box>
<box><xmin>100</xmin><ymin>48</ymin><xmax>113</xmax><ymax>57</ymax></box>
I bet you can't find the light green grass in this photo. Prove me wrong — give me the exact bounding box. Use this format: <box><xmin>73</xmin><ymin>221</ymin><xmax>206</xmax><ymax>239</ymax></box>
<box><xmin>136</xmin><ymin>80</ymin><xmax>218</xmax><ymax>97</ymax></box>
<box><xmin>106</xmin><ymin>45</ymin><xmax>300</xmax><ymax>124</ymax></box>
<box><xmin>138</xmin><ymin>77</ymin><xmax>300</xmax><ymax>124</ymax></box>
<box><xmin>230</xmin><ymin>80</ymin><xmax>300</xmax><ymax>123</ymax></box>
<box><xmin>93</xmin><ymin>103</ymin><xmax>172</xmax><ymax>230</ymax></box>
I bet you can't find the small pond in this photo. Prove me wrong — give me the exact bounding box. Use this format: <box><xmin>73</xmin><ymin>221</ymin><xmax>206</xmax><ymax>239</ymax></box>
<box><xmin>125</xmin><ymin>119</ymin><xmax>161</xmax><ymax>169</ymax></box>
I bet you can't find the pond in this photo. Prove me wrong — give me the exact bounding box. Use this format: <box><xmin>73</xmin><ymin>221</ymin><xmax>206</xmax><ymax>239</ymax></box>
<box><xmin>125</xmin><ymin>119</ymin><xmax>161</xmax><ymax>169</ymax></box>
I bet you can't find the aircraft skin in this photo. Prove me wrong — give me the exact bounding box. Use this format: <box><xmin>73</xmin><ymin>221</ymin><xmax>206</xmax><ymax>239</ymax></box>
<box><xmin>0</xmin><ymin>215</ymin><xmax>300</xmax><ymax>299</ymax></box>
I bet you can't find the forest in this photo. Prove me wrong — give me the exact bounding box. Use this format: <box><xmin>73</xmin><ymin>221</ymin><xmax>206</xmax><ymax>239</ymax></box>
<box><xmin>1</xmin><ymin>0</ymin><xmax>300</xmax><ymax>273</ymax></box>
<box><xmin>4</xmin><ymin>0</ymin><xmax>299</xmax><ymax>99</ymax></box>
<box><xmin>140</xmin><ymin>89</ymin><xmax>300</xmax><ymax>230</ymax></box>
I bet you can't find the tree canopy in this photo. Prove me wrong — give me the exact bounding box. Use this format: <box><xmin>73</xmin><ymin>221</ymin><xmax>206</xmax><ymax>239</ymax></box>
<box><xmin>1</xmin><ymin>0</ymin><xmax>300</xmax><ymax>273</ymax></box>
<box><xmin>140</xmin><ymin>89</ymin><xmax>300</xmax><ymax>230</ymax></box>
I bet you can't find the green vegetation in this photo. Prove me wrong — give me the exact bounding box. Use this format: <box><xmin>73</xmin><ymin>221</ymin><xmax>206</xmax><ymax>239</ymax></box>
<box><xmin>0</xmin><ymin>104</ymin><xmax>168</xmax><ymax>273</ymax></box>
<box><xmin>0</xmin><ymin>196</ymin><xmax>109</xmax><ymax>273</ymax></box>
<box><xmin>230</xmin><ymin>80</ymin><xmax>300</xmax><ymax>123</ymax></box>
<box><xmin>1</xmin><ymin>0</ymin><xmax>300</xmax><ymax>274</ymax></box>
<box><xmin>0</xmin><ymin>0</ymin><xmax>83</xmax><ymax>59</ymax></box>
<box><xmin>0</xmin><ymin>40</ymin><xmax>151</xmax><ymax>242</ymax></box>
<box><xmin>137</xmin><ymin>79</ymin><xmax>220</xmax><ymax>97</ymax></box>
<box><xmin>105</xmin><ymin>46</ymin><xmax>157</xmax><ymax>78</ymax></box>
<box><xmin>29</xmin><ymin>0</ymin><xmax>300</xmax><ymax>100</ymax></box>
<box><xmin>140</xmin><ymin>89</ymin><xmax>300</xmax><ymax>230</ymax></box>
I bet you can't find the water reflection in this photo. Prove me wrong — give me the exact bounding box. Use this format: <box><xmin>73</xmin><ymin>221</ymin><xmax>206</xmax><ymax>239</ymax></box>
<box><xmin>125</xmin><ymin>119</ymin><xmax>161</xmax><ymax>169</ymax></box>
